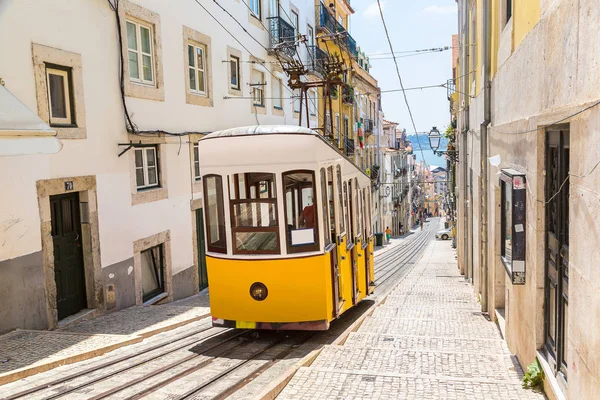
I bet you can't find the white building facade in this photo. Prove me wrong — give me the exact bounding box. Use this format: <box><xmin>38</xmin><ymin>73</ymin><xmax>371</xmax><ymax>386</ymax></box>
<box><xmin>0</xmin><ymin>0</ymin><xmax>318</xmax><ymax>332</ymax></box>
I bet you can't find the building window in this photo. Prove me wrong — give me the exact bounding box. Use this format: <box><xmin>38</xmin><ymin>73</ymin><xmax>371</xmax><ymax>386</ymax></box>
<box><xmin>203</xmin><ymin>175</ymin><xmax>227</xmax><ymax>253</ymax></box>
<box><xmin>283</xmin><ymin>170</ymin><xmax>319</xmax><ymax>253</ymax></box>
<box><xmin>293</xmin><ymin>89</ymin><xmax>301</xmax><ymax>112</ymax></box>
<box><xmin>193</xmin><ymin>143</ymin><xmax>200</xmax><ymax>180</ymax></box>
<box><xmin>188</xmin><ymin>43</ymin><xmax>207</xmax><ymax>95</ymax></box>
<box><xmin>335</xmin><ymin>114</ymin><xmax>340</xmax><ymax>141</ymax></box>
<box><xmin>141</xmin><ymin>244</ymin><xmax>164</xmax><ymax>302</ymax></box>
<box><xmin>343</xmin><ymin>115</ymin><xmax>349</xmax><ymax>139</ymax></box>
<box><xmin>506</xmin><ymin>0</ymin><xmax>512</xmax><ymax>22</ymax></box>
<box><xmin>230</xmin><ymin>55</ymin><xmax>240</xmax><ymax>90</ymax></box>
<box><xmin>309</xmin><ymin>90</ymin><xmax>317</xmax><ymax>116</ymax></box>
<box><xmin>135</xmin><ymin>147</ymin><xmax>159</xmax><ymax>190</ymax></box>
<box><xmin>273</xmin><ymin>77</ymin><xmax>282</xmax><ymax>109</ymax></box>
<box><xmin>252</xmin><ymin>69</ymin><xmax>265</xmax><ymax>106</ymax></box>
<box><xmin>45</xmin><ymin>66</ymin><xmax>74</xmax><ymax>126</ymax></box>
<box><xmin>126</xmin><ymin>20</ymin><xmax>154</xmax><ymax>84</ymax></box>
<box><xmin>250</xmin><ymin>0</ymin><xmax>261</xmax><ymax>18</ymax></box>
<box><xmin>307</xmin><ymin>25</ymin><xmax>314</xmax><ymax>47</ymax></box>
<box><xmin>229</xmin><ymin>173</ymin><xmax>279</xmax><ymax>254</ymax></box>
<box><xmin>291</xmin><ymin>10</ymin><xmax>299</xmax><ymax>37</ymax></box>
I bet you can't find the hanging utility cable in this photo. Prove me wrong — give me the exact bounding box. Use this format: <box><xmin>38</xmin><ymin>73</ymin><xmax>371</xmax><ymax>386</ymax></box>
<box><xmin>375</xmin><ymin>0</ymin><xmax>428</xmax><ymax>168</ymax></box>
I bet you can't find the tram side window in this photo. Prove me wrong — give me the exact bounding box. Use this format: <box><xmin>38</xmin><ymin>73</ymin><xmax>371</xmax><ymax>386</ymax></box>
<box><xmin>283</xmin><ymin>170</ymin><xmax>319</xmax><ymax>253</ymax></box>
<box><xmin>320</xmin><ymin>168</ymin><xmax>331</xmax><ymax>247</ymax></box>
<box><xmin>203</xmin><ymin>175</ymin><xmax>227</xmax><ymax>253</ymax></box>
<box><xmin>327</xmin><ymin>167</ymin><xmax>335</xmax><ymax>241</ymax></box>
<box><xmin>229</xmin><ymin>173</ymin><xmax>279</xmax><ymax>254</ymax></box>
<box><xmin>362</xmin><ymin>188</ymin><xmax>368</xmax><ymax>241</ymax></box>
<box><xmin>343</xmin><ymin>181</ymin><xmax>350</xmax><ymax>243</ymax></box>
<box><xmin>336</xmin><ymin>166</ymin><xmax>345</xmax><ymax>235</ymax></box>
<box><xmin>356</xmin><ymin>181</ymin><xmax>363</xmax><ymax>241</ymax></box>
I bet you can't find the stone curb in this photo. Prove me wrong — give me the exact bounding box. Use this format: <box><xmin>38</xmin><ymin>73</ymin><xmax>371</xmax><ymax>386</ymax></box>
<box><xmin>0</xmin><ymin>333</ymin><xmax>142</xmax><ymax>386</ymax></box>
<box><xmin>0</xmin><ymin>311</ymin><xmax>211</xmax><ymax>386</ymax></box>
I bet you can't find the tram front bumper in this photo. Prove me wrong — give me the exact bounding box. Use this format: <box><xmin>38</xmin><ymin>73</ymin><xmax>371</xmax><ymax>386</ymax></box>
<box><xmin>212</xmin><ymin>317</ymin><xmax>330</xmax><ymax>331</ymax></box>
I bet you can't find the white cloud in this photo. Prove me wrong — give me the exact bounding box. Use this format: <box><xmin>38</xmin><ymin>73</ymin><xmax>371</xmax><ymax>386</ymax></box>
<box><xmin>423</xmin><ymin>5</ymin><xmax>457</xmax><ymax>14</ymax></box>
<box><xmin>364</xmin><ymin>1</ymin><xmax>384</xmax><ymax>19</ymax></box>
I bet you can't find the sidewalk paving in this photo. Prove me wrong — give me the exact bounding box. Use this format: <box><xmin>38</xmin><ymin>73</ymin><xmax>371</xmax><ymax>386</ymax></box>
<box><xmin>0</xmin><ymin>293</ymin><xmax>210</xmax><ymax>385</ymax></box>
<box><xmin>277</xmin><ymin>238</ymin><xmax>545</xmax><ymax>399</ymax></box>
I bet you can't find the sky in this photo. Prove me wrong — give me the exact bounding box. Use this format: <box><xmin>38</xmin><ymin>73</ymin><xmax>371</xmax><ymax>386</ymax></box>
<box><xmin>348</xmin><ymin>0</ymin><xmax>458</xmax><ymax>135</ymax></box>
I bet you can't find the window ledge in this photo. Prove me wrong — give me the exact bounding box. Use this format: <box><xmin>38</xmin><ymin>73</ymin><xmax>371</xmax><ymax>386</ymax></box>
<box><xmin>186</xmin><ymin>92</ymin><xmax>213</xmax><ymax>107</ymax></box>
<box><xmin>536</xmin><ymin>350</ymin><xmax>567</xmax><ymax>400</ymax></box>
<box><xmin>132</xmin><ymin>186</ymin><xmax>168</xmax><ymax>205</ymax></box>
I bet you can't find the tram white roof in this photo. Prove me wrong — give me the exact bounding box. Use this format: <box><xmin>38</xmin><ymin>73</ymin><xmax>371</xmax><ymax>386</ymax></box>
<box><xmin>202</xmin><ymin>125</ymin><xmax>317</xmax><ymax>139</ymax></box>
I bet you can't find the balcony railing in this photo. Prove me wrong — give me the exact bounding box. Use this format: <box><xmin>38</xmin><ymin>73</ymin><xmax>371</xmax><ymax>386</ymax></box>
<box><xmin>447</xmin><ymin>78</ymin><xmax>456</xmax><ymax>100</ymax></box>
<box><xmin>344</xmin><ymin>137</ymin><xmax>355</xmax><ymax>156</ymax></box>
<box><xmin>345</xmin><ymin>34</ymin><xmax>357</xmax><ymax>59</ymax></box>
<box><xmin>267</xmin><ymin>16</ymin><xmax>296</xmax><ymax>59</ymax></box>
<box><xmin>318</xmin><ymin>3</ymin><xmax>358</xmax><ymax>59</ymax></box>
<box><xmin>342</xmin><ymin>84</ymin><xmax>354</xmax><ymax>105</ymax></box>
<box><xmin>307</xmin><ymin>45</ymin><xmax>327</xmax><ymax>76</ymax></box>
<box><xmin>361</xmin><ymin>118</ymin><xmax>374</xmax><ymax>133</ymax></box>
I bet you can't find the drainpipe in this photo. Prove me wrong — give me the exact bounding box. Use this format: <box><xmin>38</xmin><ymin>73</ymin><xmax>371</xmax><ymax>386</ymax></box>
<box><xmin>480</xmin><ymin>0</ymin><xmax>491</xmax><ymax>312</ymax></box>
<box><xmin>460</xmin><ymin>0</ymin><xmax>470</xmax><ymax>281</ymax></box>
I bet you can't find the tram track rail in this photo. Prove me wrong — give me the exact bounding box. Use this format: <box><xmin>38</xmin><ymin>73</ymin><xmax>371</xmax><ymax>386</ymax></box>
<box><xmin>373</xmin><ymin>222</ymin><xmax>437</xmax><ymax>289</ymax></box>
<box><xmin>1</xmin><ymin>221</ymin><xmax>440</xmax><ymax>400</ymax></box>
<box><xmin>2</xmin><ymin>325</ymin><xmax>236</xmax><ymax>400</ymax></box>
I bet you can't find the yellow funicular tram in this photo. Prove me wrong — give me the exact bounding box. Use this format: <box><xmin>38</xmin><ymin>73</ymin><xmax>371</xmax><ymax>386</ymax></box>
<box><xmin>199</xmin><ymin>126</ymin><xmax>374</xmax><ymax>330</ymax></box>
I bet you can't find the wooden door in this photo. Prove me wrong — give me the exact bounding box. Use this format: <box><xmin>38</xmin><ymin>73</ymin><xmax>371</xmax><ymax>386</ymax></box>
<box><xmin>50</xmin><ymin>192</ymin><xmax>86</xmax><ymax>320</ymax></box>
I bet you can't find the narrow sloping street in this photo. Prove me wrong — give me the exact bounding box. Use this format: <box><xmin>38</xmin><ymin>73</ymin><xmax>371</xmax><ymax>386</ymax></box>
<box><xmin>277</xmin><ymin>225</ymin><xmax>544</xmax><ymax>400</ymax></box>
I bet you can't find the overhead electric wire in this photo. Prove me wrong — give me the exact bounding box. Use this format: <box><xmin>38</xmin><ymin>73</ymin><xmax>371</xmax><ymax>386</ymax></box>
<box><xmin>490</xmin><ymin>99</ymin><xmax>600</xmax><ymax>135</ymax></box>
<box><xmin>375</xmin><ymin>0</ymin><xmax>428</xmax><ymax>168</ymax></box>
<box><xmin>369</xmin><ymin>48</ymin><xmax>451</xmax><ymax>61</ymax></box>
<box><xmin>194</xmin><ymin>0</ymin><xmax>345</xmax><ymax>140</ymax></box>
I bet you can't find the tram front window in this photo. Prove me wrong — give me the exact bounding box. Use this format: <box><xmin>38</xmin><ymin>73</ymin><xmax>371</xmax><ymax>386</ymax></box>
<box><xmin>283</xmin><ymin>170</ymin><xmax>319</xmax><ymax>253</ymax></box>
<box><xmin>230</xmin><ymin>173</ymin><xmax>279</xmax><ymax>254</ymax></box>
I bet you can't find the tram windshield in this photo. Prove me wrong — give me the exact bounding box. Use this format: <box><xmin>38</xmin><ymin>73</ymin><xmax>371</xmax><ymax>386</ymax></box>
<box><xmin>283</xmin><ymin>170</ymin><xmax>319</xmax><ymax>253</ymax></box>
<box><xmin>229</xmin><ymin>173</ymin><xmax>279</xmax><ymax>254</ymax></box>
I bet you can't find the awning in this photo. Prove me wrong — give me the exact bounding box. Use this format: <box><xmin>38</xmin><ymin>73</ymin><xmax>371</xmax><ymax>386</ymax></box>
<box><xmin>0</xmin><ymin>84</ymin><xmax>62</xmax><ymax>156</ymax></box>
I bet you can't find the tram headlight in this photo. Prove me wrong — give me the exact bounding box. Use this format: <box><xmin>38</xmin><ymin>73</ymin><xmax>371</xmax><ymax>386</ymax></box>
<box><xmin>249</xmin><ymin>282</ymin><xmax>268</xmax><ymax>301</ymax></box>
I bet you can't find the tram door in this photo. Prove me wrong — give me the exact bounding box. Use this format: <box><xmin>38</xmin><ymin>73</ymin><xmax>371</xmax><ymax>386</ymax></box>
<box><xmin>348</xmin><ymin>180</ymin><xmax>359</xmax><ymax>304</ymax></box>
<box><xmin>362</xmin><ymin>188</ymin><xmax>371</xmax><ymax>292</ymax></box>
<box><xmin>326</xmin><ymin>167</ymin><xmax>342</xmax><ymax>317</ymax></box>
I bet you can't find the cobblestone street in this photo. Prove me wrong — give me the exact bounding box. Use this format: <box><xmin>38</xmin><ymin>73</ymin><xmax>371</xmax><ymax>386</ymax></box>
<box><xmin>277</xmin><ymin>238</ymin><xmax>545</xmax><ymax>400</ymax></box>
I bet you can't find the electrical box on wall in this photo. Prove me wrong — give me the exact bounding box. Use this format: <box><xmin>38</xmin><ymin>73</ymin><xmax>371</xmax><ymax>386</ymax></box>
<box><xmin>500</xmin><ymin>169</ymin><xmax>526</xmax><ymax>285</ymax></box>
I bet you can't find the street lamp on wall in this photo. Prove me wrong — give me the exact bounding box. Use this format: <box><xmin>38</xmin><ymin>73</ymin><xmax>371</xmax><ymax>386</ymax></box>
<box><xmin>428</xmin><ymin>126</ymin><xmax>441</xmax><ymax>152</ymax></box>
<box><xmin>429</xmin><ymin>126</ymin><xmax>458</xmax><ymax>162</ymax></box>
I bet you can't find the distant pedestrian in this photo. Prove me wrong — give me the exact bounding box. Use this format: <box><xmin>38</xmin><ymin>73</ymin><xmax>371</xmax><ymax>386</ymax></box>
<box><xmin>385</xmin><ymin>226</ymin><xmax>391</xmax><ymax>244</ymax></box>
<box><xmin>399</xmin><ymin>223</ymin><xmax>404</xmax><ymax>235</ymax></box>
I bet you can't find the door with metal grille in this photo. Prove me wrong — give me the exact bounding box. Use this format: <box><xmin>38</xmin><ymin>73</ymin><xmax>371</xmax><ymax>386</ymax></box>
<box><xmin>545</xmin><ymin>127</ymin><xmax>570</xmax><ymax>385</ymax></box>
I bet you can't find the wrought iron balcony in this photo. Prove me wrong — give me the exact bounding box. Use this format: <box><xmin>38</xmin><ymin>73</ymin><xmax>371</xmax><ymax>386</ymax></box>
<box><xmin>344</xmin><ymin>137</ymin><xmax>355</xmax><ymax>156</ymax></box>
<box><xmin>447</xmin><ymin>78</ymin><xmax>456</xmax><ymax>100</ymax></box>
<box><xmin>361</xmin><ymin>118</ymin><xmax>374</xmax><ymax>133</ymax></box>
<box><xmin>267</xmin><ymin>16</ymin><xmax>296</xmax><ymax>59</ymax></box>
<box><xmin>307</xmin><ymin>45</ymin><xmax>327</xmax><ymax>76</ymax></box>
<box><xmin>342</xmin><ymin>84</ymin><xmax>354</xmax><ymax>105</ymax></box>
<box><xmin>345</xmin><ymin>34</ymin><xmax>357</xmax><ymax>59</ymax></box>
<box><xmin>318</xmin><ymin>3</ymin><xmax>358</xmax><ymax>59</ymax></box>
